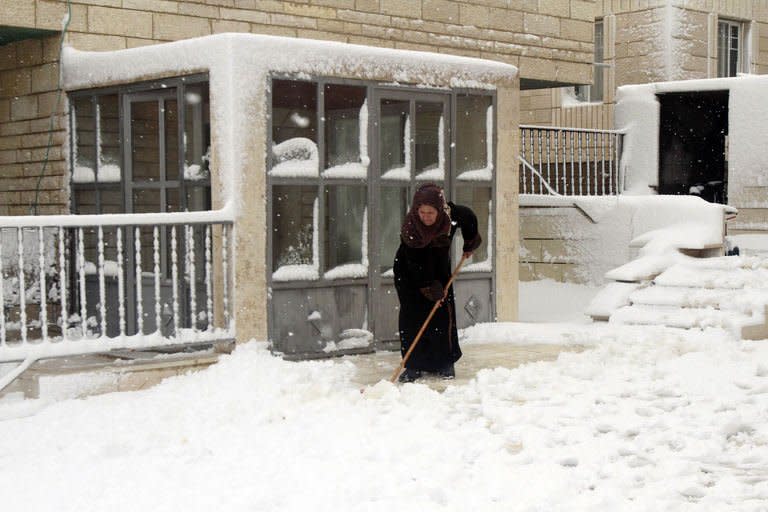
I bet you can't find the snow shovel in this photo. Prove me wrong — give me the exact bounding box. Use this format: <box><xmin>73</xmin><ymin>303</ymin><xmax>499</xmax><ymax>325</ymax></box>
<box><xmin>390</xmin><ymin>254</ymin><xmax>469</xmax><ymax>384</ymax></box>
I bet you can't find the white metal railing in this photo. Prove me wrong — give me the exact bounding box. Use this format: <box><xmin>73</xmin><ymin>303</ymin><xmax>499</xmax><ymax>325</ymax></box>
<box><xmin>520</xmin><ymin>125</ymin><xmax>625</xmax><ymax>196</ymax></box>
<box><xmin>0</xmin><ymin>211</ymin><xmax>235</xmax><ymax>378</ymax></box>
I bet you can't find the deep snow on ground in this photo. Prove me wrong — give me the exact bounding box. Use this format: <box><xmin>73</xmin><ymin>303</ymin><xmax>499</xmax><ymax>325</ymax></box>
<box><xmin>1</xmin><ymin>281</ymin><xmax>768</xmax><ymax>511</ymax></box>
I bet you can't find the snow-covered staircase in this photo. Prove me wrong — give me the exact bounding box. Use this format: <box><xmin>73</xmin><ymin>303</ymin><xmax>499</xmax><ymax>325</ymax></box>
<box><xmin>589</xmin><ymin>257</ymin><xmax>768</xmax><ymax>339</ymax></box>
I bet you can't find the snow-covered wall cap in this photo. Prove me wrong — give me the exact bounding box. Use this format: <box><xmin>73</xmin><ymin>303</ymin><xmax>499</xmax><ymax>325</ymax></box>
<box><xmin>61</xmin><ymin>32</ymin><xmax>517</xmax><ymax>91</ymax></box>
<box><xmin>616</xmin><ymin>74</ymin><xmax>768</xmax><ymax>102</ymax></box>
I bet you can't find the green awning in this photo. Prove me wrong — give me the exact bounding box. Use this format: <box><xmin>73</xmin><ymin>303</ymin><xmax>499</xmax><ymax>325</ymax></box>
<box><xmin>0</xmin><ymin>25</ymin><xmax>58</xmax><ymax>47</ymax></box>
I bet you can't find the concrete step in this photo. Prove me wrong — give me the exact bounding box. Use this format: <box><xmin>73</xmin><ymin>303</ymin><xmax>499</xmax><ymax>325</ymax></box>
<box><xmin>610</xmin><ymin>304</ymin><xmax>754</xmax><ymax>333</ymax></box>
<box><xmin>654</xmin><ymin>264</ymin><xmax>768</xmax><ymax>289</ymax></box>
<box><xmin>0</xmin><ymin>343</ymin><xmax>233</xmax><ymax>400</ymax></box>
<box><xmin>629</xmin><ymin>285</ymin><xmax>768</xmax><ymax>315</ymax></box>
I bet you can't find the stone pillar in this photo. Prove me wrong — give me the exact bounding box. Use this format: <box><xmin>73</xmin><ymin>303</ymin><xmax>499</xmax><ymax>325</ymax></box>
<box><xmin>495</xmin><ymin>80</ymin><xmax>520</xmax><ymax>322</ymax></box>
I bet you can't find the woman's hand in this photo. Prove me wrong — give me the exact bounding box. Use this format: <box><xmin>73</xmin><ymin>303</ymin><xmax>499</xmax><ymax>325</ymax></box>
<box><xmin>420</xmin><ymin>280</ymin><xmax>445</xmax><ymax>302</ymax></box>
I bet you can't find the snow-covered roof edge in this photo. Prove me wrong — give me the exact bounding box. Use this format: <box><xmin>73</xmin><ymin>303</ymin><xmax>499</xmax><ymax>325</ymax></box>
<box><xmin>616</xmin><ymin>73</ymin><xmax>768</xmax><ymax>102</ymax></box>
<box><xmin>61</xmin><ymin>32</ymin><xmax>518</xmax><ymax>91</ymax></box>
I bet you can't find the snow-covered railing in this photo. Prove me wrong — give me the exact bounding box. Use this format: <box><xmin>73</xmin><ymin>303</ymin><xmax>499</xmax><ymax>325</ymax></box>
<box><xmin>0</xmin><ymin>210</ymin><xmax>234</xmax><ymax>368</ymax></box>
<box><xmin>520</xmin><ymin>125</ymin><xmax>624</xmax><ymax>196</ymax></box>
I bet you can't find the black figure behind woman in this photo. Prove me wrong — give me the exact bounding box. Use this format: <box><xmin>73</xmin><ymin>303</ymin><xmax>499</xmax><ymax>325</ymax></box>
<box><xmin>393</xmin><ymin>183</ymin><xmax>482</xmax><ymax>383</ymax></box>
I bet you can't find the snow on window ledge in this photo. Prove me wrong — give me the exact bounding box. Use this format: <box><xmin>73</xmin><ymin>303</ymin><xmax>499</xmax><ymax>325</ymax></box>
<box><xmin>73</xmin><ymin>164</ymin><xmax>123</xmax><ymax>183</ymax></box>
<box><xmin>321</xmin><ymin>162</ymin><xmax>368</xmax><ymax>179</ymax></box>
<box><xmin>269</xmin><ymin>137</ymin><xmax>319</xmax><ymax>178</ymax></box>
<box><xmin>381</xmin><ymin>167</ymin><xmax>410</xmax><ymax>181</ymax></box>
<box><xmin>72</xmin><ymin>166</ymin><xmax>95</xmax><ymax>183</ymax></box>
<box><xmin>462</xmin><ymin>260</ymin><xmax>492</xmax><ymax>272</ymax></box>
<box><xmin>415</xmin><ymin>167</ymin><xmax>445</xmax><ymax>181</ymax></box>
<box><xmin>323</xmin><ymin>263</ymin><xmax>367</xmax><ymax>280</ymax></box>
<box><xmin>456</xmin><ymin>166</ymin><xmax>492</xmax><ymax>181</ymax></box>
<box><xmin>272</xmin><ymin>264</ymin><xmax>319</xmax><ymax>282</ymax></box>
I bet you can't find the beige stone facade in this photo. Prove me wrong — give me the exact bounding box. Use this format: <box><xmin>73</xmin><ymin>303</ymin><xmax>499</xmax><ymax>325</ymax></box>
<box><xmin>521</xmin><ymin>0</ymin><xmax>768</xmax><ymax>130</ymax></box>
<box><xmin>519</xmin><ymin>0</ymin><xmax>768</xmax><ymax>282</ymax></box>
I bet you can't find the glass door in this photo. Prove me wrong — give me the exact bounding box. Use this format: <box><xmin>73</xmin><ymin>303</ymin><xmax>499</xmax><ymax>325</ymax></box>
<box><xmin>371</xmin><ymin>90</ymin><xmax>450</xmax><ymax>346</ymax></box>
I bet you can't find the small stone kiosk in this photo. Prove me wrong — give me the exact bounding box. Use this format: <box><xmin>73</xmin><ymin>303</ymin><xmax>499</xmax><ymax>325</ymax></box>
<box><xmin>62</xmin><ymin>33</ymin><xmax>520</xmax><ymax>358</ymax></box>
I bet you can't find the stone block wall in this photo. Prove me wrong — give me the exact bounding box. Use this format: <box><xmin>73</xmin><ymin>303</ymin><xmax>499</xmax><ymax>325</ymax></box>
<box><xmin>520</xmin><ymin>0</ymin><xmax>768</xmax><ymax>132</ymax></box>
<box><xmin>0</xmin><ymin>36</ymin><xmax>66</xmax><ymax>216</ymax></box>
<box><xmin>0</xmin><ymin>0</ymin><xmax>595</xmax><ymax>217</ymax></box>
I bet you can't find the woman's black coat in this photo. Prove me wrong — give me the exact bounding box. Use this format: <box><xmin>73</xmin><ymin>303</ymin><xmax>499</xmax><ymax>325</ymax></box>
<box><xmin>393</xmin><ymin>202</ymin><xmax>480</xmax><ymax>372</ymax></box>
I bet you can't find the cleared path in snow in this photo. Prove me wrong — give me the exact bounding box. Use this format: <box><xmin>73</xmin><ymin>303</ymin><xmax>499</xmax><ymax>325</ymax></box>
<box><xmin>346</xmin><ymin>343</ymin><xmax>583</xmax><ymax>391</ymax></box>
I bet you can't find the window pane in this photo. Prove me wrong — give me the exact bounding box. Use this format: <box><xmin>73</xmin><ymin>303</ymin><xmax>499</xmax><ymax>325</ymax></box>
<box><xmin>380</xmin><ymin>186</ymin><xmax>408</xmax><ymax>273</ymax></box>
<box><xmin>414</xmin><ymin>101</ymin><xmax>444</xmax><ymax>181</ymax></box>
<box><xmin>324</xmin><ymin>185</ymin><xmax>366</xmax><ymax>271</ymax></box>
<box><xmin>184</xmin><ymin>82</ymin><xmax>211</xmax><ymax>182</ymax></box>
<box><xmin>167</xmin><ymin>188</ymin><xmax>180</xmax><ymax>213</ymax></box>
<box><xmin>454</xmin><ymin>186</ymin><xmax>491</xmax><ymax>265</ymax></box>
<box><xmin>133</xmin><ymin>188</ymin><xmax>160</xmax><ymax>213</ymax></box>
<box><xmin>380</xmin><ymin>99</ymin><xmax>410</xmax><ymax>180</ymax></box>
<box><xmin>98</xmin><ymin>95</ymin><xmax>121</xmax><ymax>183</ymax></box>
<box><xmin>272</xmin><ymin>185</ymin><xmax>317</xmax><ymax>271</ymax></box>
<box><xmin>73</xmin><ymin>97</ymin><xmax>96</xmax><ymax>184</ymax></box>
<box><xmin>100</xmin><ymin>188</ymin><xmax>122</xmax><ymax>214</ymax></box>
<box><xmin>456</xmin><ymin>95</ymin><xmax>492</xmax><ymax>179</ymax></box>
<box><xmin>73</xmin><ymin>188</ymin><xmax>97</xmax><ymax>214</ymax></box>
<box><xmin>131</xmin><ymin>100</ymin><xmax>160</xmax><ymax>182</ymax></box>
<box><xmin>186</xmin><ymin>186</ymin><xmax>211</xmax><ymax>212</ymax></box>
<box><xmin>717</xmin><ymin>22</ymin><xmax>728</xmax><ymax>77</ymax></box>
<box><xmin>164</xmin><ymin>99</ymin><xmax>179</xmax><ymax>181</ymax></box>
<box><xmin>271</xmin><ymin>80</ymin><xmax>318</xmax><ymax>177</ymax></box>
<box><xmin>324</xmin><ymin>84</ymin><xmax>367</xmax><ymax>178</ymax></box>
<box><xmin>592</xmin><ymin>21</ymin><xmax>604</xmax><ymax>102</ymax></box>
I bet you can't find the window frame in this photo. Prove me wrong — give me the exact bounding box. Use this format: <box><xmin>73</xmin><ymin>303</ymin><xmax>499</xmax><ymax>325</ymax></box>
<box><xmin>717</xmin><ymin>19</ymin><xmax>745</xmax><ymax>78</ymax></box>
<box><xmin>68</xmin><ymin>73</ymin><xmax>212</xmax><ymax>216</ymax></box>
<box><xmin>266</xmin><ymin>75</ymin><xmax>496</xmax><ymax>290</ymax></box>
<box><xmin>571</xmin><ymin>19</ymin><xmax>605</xmax><ymax>104</ymax></box>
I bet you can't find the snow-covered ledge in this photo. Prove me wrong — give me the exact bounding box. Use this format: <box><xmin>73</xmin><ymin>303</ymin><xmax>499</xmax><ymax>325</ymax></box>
<box><xmin>62</xmin><ymin>34</ymin><xmax>520</xmax><ymax>342</ymax></box>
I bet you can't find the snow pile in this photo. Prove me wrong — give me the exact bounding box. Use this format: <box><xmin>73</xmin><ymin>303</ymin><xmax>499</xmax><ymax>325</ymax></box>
<box><xmin>269</xmin><ymin>138</ymin><xmax>319</xmax><ymax>178</ymax></box>
<box><xmin>520</xmin><ymin>194</ymin><xmax>730</xmax><ymax>284</ymax></box>
<box><xmin>2</xmin><ymin>325</ymin><xmax>768</xmax><ymax>510</ymax></box>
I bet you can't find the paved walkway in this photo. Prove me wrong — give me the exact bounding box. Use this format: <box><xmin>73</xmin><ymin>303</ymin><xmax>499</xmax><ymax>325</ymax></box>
<box><xmin>343</xmin><ymin>342</ymin><xmax>583</xmax><ymax>391</ymax></box>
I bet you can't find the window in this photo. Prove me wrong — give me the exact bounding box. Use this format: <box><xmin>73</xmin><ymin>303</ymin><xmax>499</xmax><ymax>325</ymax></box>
<box><xmin>70</xmin><ymin>75</ymin><xmax>211</xmax><ymax>215</ymax></box>
<box><xmin>456</xmin><ymin>95</ymin><xmax>492</xmax><ymax>180</ymax></box>
<box><xmin>69</xmin><ymin>75</ymin><xmax>211</xmax><ymax>281</ymax></box>
<box><xmin>455</xmin><ymin>94</ymin><xmax>493</xmax><ymax>270</ymax></box>
<box><xmin>272</xmin><ymin>185</ymin><xmax>318</xmax><ymax>281</ymax></box>
<box><xmin>269</xmin><ymin>79</ymin><xmax>369</xmax><ymax>281</ymax></box>
<box><xmin>454</xmin><ymin>187</ymin><xmax>491</xmax><ymax>268</ymax></box>
<box><xmin>718</xmin><ymin>20</ymin><xmax>744</xmax><ymax>77</ymax></box>
<box><xmin>573</xmin><ymin>20</ymin><xmax>604</xmax><ymax>103</ymax></box>
<box><xmin>268</xmin><ymin>78</ymin><xmax>494</xmax><ymax>282</ymax></box>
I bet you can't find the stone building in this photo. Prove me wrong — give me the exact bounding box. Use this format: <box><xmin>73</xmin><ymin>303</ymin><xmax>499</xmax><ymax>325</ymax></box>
<box><xmin>518</xmin><ymin>0</ymin><xmax>768</xmax><ymax>283</ymax></box>
<box><xmin>0</xmin><ymin>1</ymin><xmax>595</xmax><ymax>359</ymax></box>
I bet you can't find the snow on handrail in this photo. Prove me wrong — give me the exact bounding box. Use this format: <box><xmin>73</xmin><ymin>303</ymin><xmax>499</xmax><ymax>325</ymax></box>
<box><xmin>0</xmin><ymin>216</ymin><xmax>235</xmax><ymax>366</ymax></box>
<box><xmin>0</xmin><ymin>207</ymin><xmax>234</xmax><ymax>228</ymax></box>
<box><xmin>519</xmin><ymin>125</ymin><xmax>624</xmax><ymax>196</ymax></box>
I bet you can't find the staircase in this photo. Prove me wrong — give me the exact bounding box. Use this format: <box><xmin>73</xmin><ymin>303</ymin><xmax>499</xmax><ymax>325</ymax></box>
<box><xmin>589</xmin><ymin>256</ymin><xmax>768</xmax><ymax>339</ymax></box>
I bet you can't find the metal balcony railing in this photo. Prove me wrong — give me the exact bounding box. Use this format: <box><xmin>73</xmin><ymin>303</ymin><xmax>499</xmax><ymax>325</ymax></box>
<box><xmin>519</xmin><ymin>125</ymin><xmax>625</xmax><ymax>196</ymax></box>
<box><xmin>0</xmin><ymin>211</ymin><xmax>235</xmax><ymax>389</ymax></box>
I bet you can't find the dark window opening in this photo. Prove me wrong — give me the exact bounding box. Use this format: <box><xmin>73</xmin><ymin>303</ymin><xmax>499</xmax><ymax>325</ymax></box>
<box><xmin>658</xmin><ymin>90</ymin><xmax>729</xmax><ymax>204</ymax></box>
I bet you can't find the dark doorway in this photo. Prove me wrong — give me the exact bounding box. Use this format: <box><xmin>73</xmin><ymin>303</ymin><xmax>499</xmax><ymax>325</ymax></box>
<box><xmin>658</xmin><ymin>91</ymin><xmax>729</xmax><ymax>203</ymax></box>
